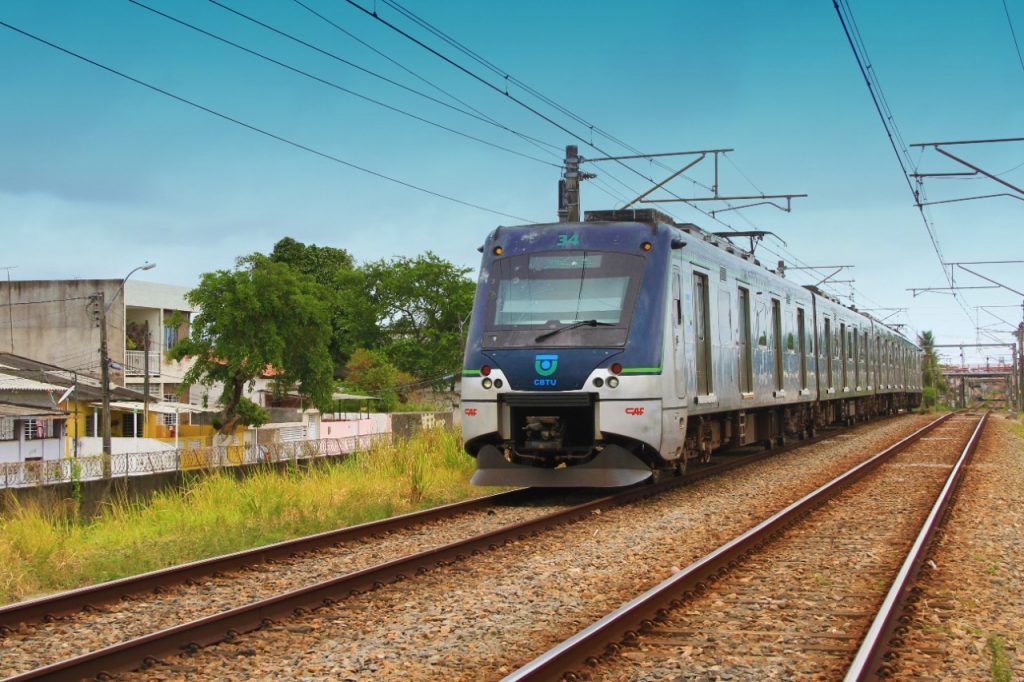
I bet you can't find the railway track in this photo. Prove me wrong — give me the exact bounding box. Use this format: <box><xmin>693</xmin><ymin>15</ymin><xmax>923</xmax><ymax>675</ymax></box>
<box><xmin>505</xmin><ymin>411</ymin><xmax>987</xmax><ymax>681</ymax></box>
<box><xmin>1</xmin><ymin>432</ymin><xmax>814</xmax><ymax>681</ymax></box>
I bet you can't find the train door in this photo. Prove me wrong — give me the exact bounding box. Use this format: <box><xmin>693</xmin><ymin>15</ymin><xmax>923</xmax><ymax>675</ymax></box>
<box><xmin>852</xmin><ymin>327</ymin><xmax>860</xmax><ymax>389</ymax></box>
<box><xmin>771</xmin><ymin>298</ymin><xmax>783</xmax><ymax>392</ymax></box>
<box><xmin>840</xmin><ymin>323</ymin><xmax>848</xmax><ymax>389</ymax></box>
<box><xmin>671</xmin><ymin>265</ymin><xmax>686</xmax><ymax>398</ymax></box>
<box><xmin>824</xmin><ymin>317</ymin><xmax>833</xmax><ymax>390</ymax></box>
<box><xmin>738</xmin><ymin>286</ymin><xmax>753</xmax><ymax>394</ymax></box>
<box><xmin>797</xmin><ymin>306</ymin><xmax>807</xmax><ymax>392</ymax></box>
<box><xmin>693</xmin><ymin>271</ymin><xmax>713</xmax><ymax>396</ymax></box>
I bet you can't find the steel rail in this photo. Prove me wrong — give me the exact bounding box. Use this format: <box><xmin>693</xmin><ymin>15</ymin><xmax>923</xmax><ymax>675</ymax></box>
<box><xmin>3</xmin><ymin>445</ymin><xmax>789</xmax><ymax>682</ymax></box>
<box><xmin>0</xmin><ymin>487</ymin><xmax>539</xmax><ymax>629</ymax></box>
<box><xmin>0</xmin><ymin>414</ymin><xmax>846</xmax><ymax>631</ymax></box>
<box><xmin>502</xmin><ymin>412</ymin><xmax>955</xmax><ymax>682</ymax></box>
<box><xmin>844</xmin><ymin>411</ymin><xmax>988</xmax><ymax>681</ymax></box>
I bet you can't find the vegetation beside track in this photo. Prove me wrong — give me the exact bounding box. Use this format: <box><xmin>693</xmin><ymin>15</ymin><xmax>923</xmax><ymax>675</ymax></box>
<box><xmin>0</xmin><ymin>428</ymin><xmax>486</xmax><ymax>605</ymax></box>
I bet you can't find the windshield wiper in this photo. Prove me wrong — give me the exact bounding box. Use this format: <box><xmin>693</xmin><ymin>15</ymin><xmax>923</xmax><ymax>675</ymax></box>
<box><xmin>534</xmin><ymin>319</ymin><xmax>615</xmax><ymax>342</ymax></box>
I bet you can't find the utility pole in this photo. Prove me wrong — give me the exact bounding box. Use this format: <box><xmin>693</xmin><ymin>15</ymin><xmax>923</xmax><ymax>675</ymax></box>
<box><xmin>558</xmin><ymin>144</ymin><xmax>581</xmax><ymax>223</ymax></box>
<box><xmin>1018</xmin><ymin>319</ymin><xmax>1024</xmax><ymax>413</ymax></box>
<box><xmin>2</xmin><ymin>265</ymin><xmax>15</xmax><ymax>351</ymax></box>
<box><xmin>94</xmin><ymin>290</ymin><xmax>114</xmax><ymax>478</ymax></box>
<box><xmin>143</xmin><ymin>320</ymin><xmax>150</xmax><ymax>438</ymax></box>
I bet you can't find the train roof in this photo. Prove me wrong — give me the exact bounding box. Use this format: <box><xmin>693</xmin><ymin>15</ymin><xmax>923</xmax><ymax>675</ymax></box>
<box><xmin>576</xmin><ymin>208</ymin><xmax>916</xmax><ymax>347</ymax></box>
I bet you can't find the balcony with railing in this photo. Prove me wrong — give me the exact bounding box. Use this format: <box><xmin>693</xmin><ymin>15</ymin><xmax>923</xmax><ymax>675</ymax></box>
<box><xmin>125</xmin><ymin>350</ymin><xmax>162</xmax><ymax>377</ymax></box>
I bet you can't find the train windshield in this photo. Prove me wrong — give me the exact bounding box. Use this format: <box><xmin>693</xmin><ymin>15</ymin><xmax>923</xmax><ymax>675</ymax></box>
<box><xmin>483</xmin><ymin>250</ymin><xmax>644</xmax><ymax>347</ymax></box>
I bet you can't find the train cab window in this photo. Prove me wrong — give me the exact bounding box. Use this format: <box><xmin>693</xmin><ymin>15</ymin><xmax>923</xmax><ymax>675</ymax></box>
<box><xmin>824</xmin><ymin>318</ymin><xmax>833</xmax><ymax>389</ymax></box>
<box><xmin>483</xmin><ymin>250</ymin><xmax>645</xmax><ymax>348</ymax></box>
<box><xmin>797</xmin><ymin>307</ymin><xmax>808</xmax><ymax>391</ymax></box>
<box><xmin>738</xmin><ymin>286</ymin><xmax>753</xmax><ymax>394</ymax></box>
<box><xmin>771</xmin><ymin>298</ymin><xmax>783</xmax><ymax>391</ymax></box>
<box><xmin>693</xmin><ymin>272</ymin><xmax>713</xmax><ymax>395</ymax></box>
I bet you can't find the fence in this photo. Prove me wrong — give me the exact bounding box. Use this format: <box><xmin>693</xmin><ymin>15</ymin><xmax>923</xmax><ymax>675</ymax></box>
<box><xmin>0</xmin><ymin>433</ymin><xmax>392</xmax><ymax>489</ymax></box>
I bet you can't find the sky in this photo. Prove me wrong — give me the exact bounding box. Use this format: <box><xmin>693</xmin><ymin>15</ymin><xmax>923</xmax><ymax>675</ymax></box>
<box><xmin>1</xmin><ymin>0</ymin><xmax>1022</xmax><ymax>366</ymax></box>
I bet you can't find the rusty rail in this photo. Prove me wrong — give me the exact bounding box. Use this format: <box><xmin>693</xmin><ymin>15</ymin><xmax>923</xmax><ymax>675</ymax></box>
<box><xmin>3</xmin><ymin>444</ymin><xmax>792</xmax><ymax>682</ymax></box>
<box><xmin>844</xmin><ymin>411</ymin><xmax>988</xmax><ymax>681</ymax></box>
<box><xmin>502</xmin><ymin>412</ymin><xmax>957</xmax><ymax>681</ymax></box>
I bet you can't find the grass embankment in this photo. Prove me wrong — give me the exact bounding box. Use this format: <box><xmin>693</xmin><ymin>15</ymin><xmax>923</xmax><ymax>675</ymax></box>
<box><xmin>0</xmin><ymin>428</ymin><xmax>487</xmax><ymax>605</ymax></box>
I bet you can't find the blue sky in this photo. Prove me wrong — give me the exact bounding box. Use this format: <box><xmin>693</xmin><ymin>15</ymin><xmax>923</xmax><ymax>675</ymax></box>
<box><xmin>1</xmin><ymin>1</ymin><xmax>1022</xmax><ymax>364</ymax></box>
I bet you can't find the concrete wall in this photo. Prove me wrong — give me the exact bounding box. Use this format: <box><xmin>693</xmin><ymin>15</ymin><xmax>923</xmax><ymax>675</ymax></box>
<box><xmin>0</xmin><ymin>279</ymin><xmax>123</xmax><ymax>378</ymax></box>
<box><xmin>390</xmin><ymin>411</ymin><xmax>454</xmax><ymax>441</ymax></box>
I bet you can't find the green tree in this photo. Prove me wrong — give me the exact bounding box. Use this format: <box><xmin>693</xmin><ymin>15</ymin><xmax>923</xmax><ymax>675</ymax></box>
<box><xmin>170</xmin><ymin>255</ymin><xmax>335</xmax><ymax>433</ymax></box>
<box><xmin>917</xmin><ymin>330</ymin><xmax>946</xmax><ymax>407</ymax></box>
<box><xmin>268</xmin><ymin>237</ymin><xmax>376</xmax><ymax>370</ymax></box>
<box><xmin>340</xmin><ymin>348</ymin><xmax>415</xmax><ymax>411</ymax></box>
<box><xmin>362</xmin><ymin>252</ymin><xmax>475</xmax><ymax>383</ymax></box>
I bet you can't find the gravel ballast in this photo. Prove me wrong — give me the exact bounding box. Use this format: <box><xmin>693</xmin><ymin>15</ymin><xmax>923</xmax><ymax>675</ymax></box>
<box><xmin>111</xmin><ymin>415</ymin><xmax>937</xmax><ymax>681</ymax></box>
<box><xmin>892</xmin><ymin>413</ymin><xmax>1024</xmax><ymax>680</ymax></box>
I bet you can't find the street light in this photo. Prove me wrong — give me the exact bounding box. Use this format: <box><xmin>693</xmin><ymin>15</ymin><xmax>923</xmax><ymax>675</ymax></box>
<box><xmin>96</xmin><ymin>262</ymin><xmax>156</xmax><ymax>475</ymax></box>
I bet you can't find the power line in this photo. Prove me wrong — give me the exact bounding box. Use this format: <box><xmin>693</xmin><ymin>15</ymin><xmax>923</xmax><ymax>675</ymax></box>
<box><xmin>127</xmin><ymin>0</ymin><xmax>558</xmax><ymax>168</ymax></box>
<box><xmin>0</xmin><ymin>20</ymin><xmax>538</xmax><ymax>224</ymax></box>
<box><xmin>281</xmin><ymin>0</ymin><xmax>563</xmax><ymax>159</ymax></box>
<box><xmin>832</xmin><ymin>0</ymin><xmax>976</xmax><ymax>327</ymax></box>
<box><xmin>1003</xmin><ymin>0</ymin><xmax>1024</xmax><ymax>78</ymax></box>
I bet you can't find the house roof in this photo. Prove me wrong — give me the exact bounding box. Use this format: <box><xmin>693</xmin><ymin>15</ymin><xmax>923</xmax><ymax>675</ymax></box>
<box><xmin>0</xmin><ymin>352</ymin><xmax>148</xmax><ymax>401</ymax></box>
<box><xmin>0</xmin><ymin>372</ymin><xmax>63</xmax><ymax>392</ymax></box>
<box><xmin>332</xmin><ymin>392</ymin><xmax>380</xmax><ymax>401</ymax></box>
<box><xmin>0</xmin><ymin>400</ymin><xmax>65</xmax><ymax>419</ymax></box>
<box><xmin>95</xmin><ymin>401</ymin><xmax>218</xmax><ymax>415</ymax></box>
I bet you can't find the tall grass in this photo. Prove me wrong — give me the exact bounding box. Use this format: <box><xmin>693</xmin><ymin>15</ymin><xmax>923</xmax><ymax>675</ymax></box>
<box><xmin>0</xmin><ymin>428</ymin><xmax>488</xmax><ymax>605</ymax></box>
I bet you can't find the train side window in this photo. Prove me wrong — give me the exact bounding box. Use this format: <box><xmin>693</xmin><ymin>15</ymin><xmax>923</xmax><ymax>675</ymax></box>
<box><xmin>738</xmin><ymin>286</ymin><xmax>753</xmax><ymax>394</ymax></box>
<box><xmin>693</xmin><ymin>272</ymin><xmax>713</xmax><ymax>395</ymax></box>
<box><xmin>771</xmin><ymin>298</ymin><xmax>783</xmax><ymax>391</ymax></box>
<box><xmin>672</xmin><ymin>272</ymin><xmax>682</xmax><ymax>325</ymax></box>
<box><xmin>797</xmin><ymin>307</ymin><xmax>807</xmax><ymax>390</ymax></box>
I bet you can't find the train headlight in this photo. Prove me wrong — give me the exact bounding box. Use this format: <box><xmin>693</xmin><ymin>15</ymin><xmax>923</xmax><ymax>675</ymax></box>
<box><xmin>607</xmin><ymin>376</ymin><xmax>619</xmax><ymax>389</ymax></box>
<box><xmin>482</xmin><ymin>378</ymin><xmax>493</xmax><ymax>389</ymax></box>
<box><xmin>493</xmin><ymin>378</ymin><xmax>503</xmax><ymax>389</ymax></box>
<box><xmin>493</xmin><ymin>246</ymin><xmax>504</xmax><ymax>256</ymax></box>
<box><xmin>592</xmin><ymin>377</ymin><xmax>604</xmax><ymax>388</ymax></box>
<box><xmin>641</xmin><ymin>241</ymin><xmax>652</xmax><ymax>252</ymax></box>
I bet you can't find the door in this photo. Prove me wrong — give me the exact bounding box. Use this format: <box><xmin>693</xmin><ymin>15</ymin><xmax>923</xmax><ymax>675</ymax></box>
<box><xmin>797</xmin><ymin>307</ymin><xmax>808</xmax><ymax>391</ymax></box>
<box><xmin>738</xmin><ymin>286</ymin><xmax>753</xmax><ymax>394</ymax></box>
<box><xmin>671</xmin><ymin>266</ymin><xmax>686</xmax><ymax>398</ymax></box>
<box><xmin>693</xmin><ymin>271</ymin><xmax>712</xmax><ymax>395</ymax></box>
<box><xmin>771</xmin><ymin>298</ymin><xmax>783</xmax><ymax>391</ymax></box>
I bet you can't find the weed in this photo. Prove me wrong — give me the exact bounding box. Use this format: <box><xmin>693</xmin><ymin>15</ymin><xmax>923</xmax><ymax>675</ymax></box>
<box><xmin>0</xmin><ymin>427</ymin><xmax>493</xmax><ymax>604</ymax></box>
<box><xmin>987</xmin><ymin>635</ymin><xmax>1012</xmax><ymax>682</ymax></box>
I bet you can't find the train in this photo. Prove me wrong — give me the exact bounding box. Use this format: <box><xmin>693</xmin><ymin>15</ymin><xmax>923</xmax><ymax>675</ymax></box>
<box><xmin>460</xmin><ymin>208</ymin><xmax>922</xmax><ymax>487</ymax></box>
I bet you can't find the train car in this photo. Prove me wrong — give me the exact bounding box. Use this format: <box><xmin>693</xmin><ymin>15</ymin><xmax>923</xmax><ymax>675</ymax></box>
<box><xmin>460</xmin><ymin>208</ymin><xmax>921</xmax><ymax>487</ymax></box>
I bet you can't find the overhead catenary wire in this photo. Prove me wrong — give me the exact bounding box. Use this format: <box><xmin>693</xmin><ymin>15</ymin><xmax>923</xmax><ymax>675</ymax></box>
<box><xmin>280</xmin><ymin>0</ymin><xmax>563</xmax><ymax>158</ymax></box>
<box><xmin>0</xmin><ymin>20</ymin><xmax>539</xmax><ymax>224</ymax></box>
<box><xmin>351</xmin><ymin>0</ymin><xmax>879</xmax><ymax>307</ymax></box>
<box><xmin>127</xmin><ymin>0</ymin><xmax>559</xmax><ymax>169</ymax></box>
<box><xmin>832</xmin><ymin>0</ymin><xmax>977</xmax><ymax>328</ymax></box>
<box><xmin>1003</xmin><ymin>0</ymin><xmax>1024</xmax><ymax>78</ymax></box>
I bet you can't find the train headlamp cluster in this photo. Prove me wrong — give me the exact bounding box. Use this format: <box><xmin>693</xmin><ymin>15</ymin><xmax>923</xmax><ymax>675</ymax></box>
<box><xmin>480</xmin><ymin>365</ymin><xmax>503</xmax><ymax>390</ymax></box>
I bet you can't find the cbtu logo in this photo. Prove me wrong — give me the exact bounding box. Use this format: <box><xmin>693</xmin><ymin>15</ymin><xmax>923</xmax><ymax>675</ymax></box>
<box><xmin>534</xmin><ymin>354</ymin><xmax>559</xmax><ymax>377</ymax></box>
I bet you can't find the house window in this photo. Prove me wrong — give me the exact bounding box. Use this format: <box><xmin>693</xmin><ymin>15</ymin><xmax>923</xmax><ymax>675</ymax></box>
<box><xmin>24</xmin><ymin>419</ymin><xmax>55</xmax><ymax>440</ymax></box>
<box><xmin>0</xmin><ymin>418</ymin><xmax>13</xmax><ymax>441</ymax></box>
<box><xmin>163</xmin><ymin>324</ymin><xmax>178</xmax><ymax>351</ymax></box>
<box><xmin>162</xmin><ymin>413</ymin><xmax>178</xmax><ymax>426</ymax></box>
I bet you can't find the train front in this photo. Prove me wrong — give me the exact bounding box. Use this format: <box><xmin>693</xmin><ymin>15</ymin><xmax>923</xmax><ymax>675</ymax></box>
<box><xmin>461</xmin><ymin>221</ymin><xmax>670</xmax><ymax>487</ymax></box>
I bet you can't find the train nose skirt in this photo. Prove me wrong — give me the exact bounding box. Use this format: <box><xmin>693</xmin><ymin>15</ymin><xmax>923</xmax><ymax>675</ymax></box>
<box><xmin>471</xmin><ymin>444</ymin><xmax>652</xmax><ymax>488</ymax></box>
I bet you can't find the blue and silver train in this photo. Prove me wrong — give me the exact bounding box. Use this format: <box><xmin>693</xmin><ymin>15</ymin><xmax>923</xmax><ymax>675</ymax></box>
<box><xmin>460</xmin><ymin>208</ymin><xmax>922</xmax><ymax>487</ymax></box>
